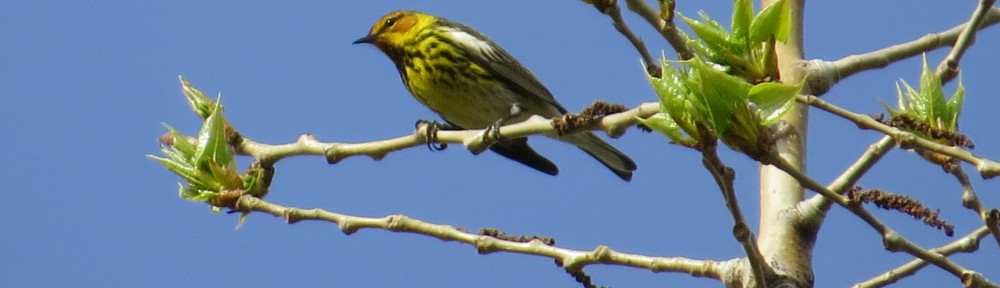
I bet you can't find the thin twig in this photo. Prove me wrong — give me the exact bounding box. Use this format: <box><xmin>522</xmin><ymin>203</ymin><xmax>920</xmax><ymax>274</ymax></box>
<box><xmin>805</xmin><ymin>7</ymin><xmax>1000</xmax><ymax>96</ymax></box>
<box><xmin>935</xmin><ymin>0</ymin><xmax>998</xmax><ymax>82</ymax></box>
<box><xmin>767</xmin><ymin>157</ymin><xmax>998</xmax><ymax>287</ymax></box>
<box><xmin>988</xmin><ymin>210</ymin><xmax>1000</xmax><ymax>249</ymax></box>
<box><xmin>233</xmin><ymin>194</ymin><xmax>726</xmax><ymax>278</ymax></box>
<box><xmin>701</xmin><ymin>143</ymin><xmax>770</xmax><ymax>288</ymax></box>
<box><xmin>232</xmin><ymin>102</ymin><xmax>660</xmax><ymax>166</ymax></box>
<box><xmin>799</xmin><ymin>95</ymin><xmax>1000</xmax><ymax>179</ymax></box>
<box><xmin>801</xmin><ymin>136</ymin><xmax>895</xmax><ymax>214</ymax></box>
<box><xmin>591</xmin><ymin>0</ymin><xmax>662</xmax><ymax>77</ymax></box>
<box><xmin>623</xmin><ymin>0</ymin><xmax>694</xmax><ymax>60</ymax></box>
<box><xmin>949</xmin><ymin>167</ymin><xmax>1000</xmax><ymax>249</ymax></box>
<box><xmin>852</xmin><ymin>226</ymin><xmax>992</xmax><ymax>288</ymax></box>
<box><xmin>951</xmin><ymin>167</ymin><xmax>987</xmax><ymax>218</ymax></box>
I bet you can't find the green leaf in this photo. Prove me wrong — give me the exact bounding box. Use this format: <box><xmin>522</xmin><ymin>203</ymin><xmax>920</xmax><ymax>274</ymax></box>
<box><xmin>178</xmin><ymin>184</ymin><xmax>218</xmax><ymax>202</ymax></box>
<box><xmin>731</xmin><ymin>0</ymin><xmax>753</xmax><ymax>45</ymax></box>
<box><xmin>724</xmin><ymin>101</ymin><xmax>762</xmax><ymax>152</ymax></box>
<box><xmin>748</xmin><ymin>80</ymin><xmax>802</xmax><ymax>125</ymax></box>
<box><xmin>919</xmin><ymin>56</ymin><xmax>948</xmax><ymax>126</ymax></box>
<box><xmin>698</xmin><ymin>10</ymin><xmax>726</xmax><ymax>31</ymax></box>
<box><xmin>192</xmin><ymin>100</ymin><xmax>234</xmax><ymax>172</ymax></box>
<box><xmin>205</xmin><ymin>159</ymin><xmax>242</xmax><ymax>190</ymax></box>
<box><xmin>179</xmin><ymin>76</ymin><xmax>221</xmax><ymax>119</ymax></box>
<box><xmin>685</xmin><ymin>39</ymin><xmax>718</xmax><ymax>60</ymax></box>
<box><xmin>880</xmin><ymin>100</ymin><xmax>901</xmax><ymax>118</ymax></box>
<box><xmin>647</xmin><ymin>60</ymin><xmax>699</xmax><ymax>137</ymax></box>
<box><xmin>163</xmin><ymin>124</ymin><xmax>196</xmax><ymax>158</ymax></box>
<box><xmin>681</xmin><ymin>13</ymin><xmax>730</xmax><ymax>53</ymax></box>
<box><xmin>160</xmin><ymin>147</ymin><xmax>190</xmax><ymax>169</ymax></box>
<box><xmin>639</xmin><ymin>113</ymin><xmax>687</xmax><ymax>143</ymax></box>
<box><xmin>900</xmin><ymin>79</ymin><xmax>927</xmax><ymax>117</ymax></box>
<box><xmin>149</xmin><ymin>155</ymin><xmax>198</xmax><ymax>182</ymax></box>
<box><xmin>243</xmin><ymin>166</ymin><xmax>266</xmax><ymax>197</ymax></box>
<box><xmin>893</xmin><ymin>82</ymin><xmax>906</xmax><ymax>115</ymax></box>
<box><xmin>749</xmin><ymin>0</ymin><xmax>790</xmax><ymax>42</ymax></box>
<box><xmin>945</xmin><ymin>79</ymin><xmax>965</xmax><ymax>130</ymax></box>
<box><xmin>691</xmin><ymin>59</ymin><xmax>749</xmax><ymax>134</ymax></box>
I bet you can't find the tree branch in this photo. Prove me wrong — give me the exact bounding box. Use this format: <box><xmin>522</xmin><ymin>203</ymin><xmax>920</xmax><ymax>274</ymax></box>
<box><xmin>935</xmin><ymin>0</ymin><xmax>998</xmax><ymax>82</ymax></box>
<box><xmin>767</xmin><ymin>157</ymin><xmax>998</xmax><ymax>287</ymax></box>
<box><xmin>949</xmin><ymin>167</ymin><xmax>1000</xmax><ymax>249</ymax></box>
<box><xmin>799</xmin><ymin>95</ymin><xmax>1000</xmax><ymax>179</ymax></box>
<box><xmin>757</xmin><ymin>0</ymin><xmax>813</xmax><ymax>286</ymax></box>
<box><xmin>232</xmin><ymin>102</ymin><xmax>660</xmax><ymax>166</ymax></box>
<box><xmin>589</xmin><ymin>0</ymin><xmax>662</xmax><ymax>77</ymax></box>
<box><xmin>853</xmin><ymin>226</ymin><xmax>993</xmax><ymax>288</ymax></box>
<box><xmin>701</xmin><ymin>143</ymin><xmax>769</xmax><ymax>288</ymax></box>
<box><xmin>988</xmin><ymin>210</ymin><xmax>1000</xmax><ymax>249</ymax></box>
<box><xmin>805</xmin><ymin>7</ymin><xmax>1000</xmax><ymax>96</ymax></box>
<box><xmin>233</xmin><ymin>194</ymin><xmax>728</xmax><ymax>280</ymax></box>
<box><xmin>623</xmin><ymin>0</ymin><xmax>694</xmax><ymax>60</ymax></box>
<box><xmin>800</xmin><ymin>136</ymin><xmax>895</xmax><ymax>215</ymax></box>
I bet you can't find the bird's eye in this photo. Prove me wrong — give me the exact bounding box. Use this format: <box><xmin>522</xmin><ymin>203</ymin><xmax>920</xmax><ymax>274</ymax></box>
<box><xmin>384</xmin><ymin>18</ymin><xmax>396</xmax><ymax>28</ymax></box>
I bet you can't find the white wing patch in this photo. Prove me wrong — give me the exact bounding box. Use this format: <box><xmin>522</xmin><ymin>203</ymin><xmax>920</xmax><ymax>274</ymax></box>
<box><xmin>443</xmin><ymin>28</ymin><xmax>501</xmax><ymax>62</ymax></box>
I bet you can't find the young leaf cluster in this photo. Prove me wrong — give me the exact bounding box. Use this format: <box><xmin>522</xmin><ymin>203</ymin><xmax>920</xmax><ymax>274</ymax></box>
<box><xmin>642</xmin><ymin>0</ymin><xmax>800</xmax><ymax>156</ymax></box>
<box><xmin>680</xmin><ymin>0</ymin><xmax>790</xmax><ymax>82</ymax></box>
<box><xmin>642</xmin><ymin>57</ymin><xmax>800</xmax><ymax>154</ymax></box>
<box><xmin>148</xmin><ymin>80</ymin><xmax>265</xmax><ymax>208</ymax></box>
<box><xmin>884</xmin><ymin>55</ymin><xmax>966</xmax><ymax>138</ymax></box>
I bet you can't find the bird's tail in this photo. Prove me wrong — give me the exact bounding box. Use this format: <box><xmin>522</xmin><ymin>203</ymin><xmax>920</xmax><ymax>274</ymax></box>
<box><xmin>564</xmin><ymin>132</ymin><xmax>637</xmax><ymax>181</ymax></box>
<box><xmin>489</xmin><ymin>138</ymin><xmax>559</xmax><ymax>176</ymax></box>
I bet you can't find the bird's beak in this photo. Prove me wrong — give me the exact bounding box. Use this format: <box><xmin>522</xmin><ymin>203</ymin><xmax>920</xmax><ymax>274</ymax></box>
<box><xmin>353</xmin><ymin>34</ymin><xmax>376</xmax><ymax>44</ymax></box>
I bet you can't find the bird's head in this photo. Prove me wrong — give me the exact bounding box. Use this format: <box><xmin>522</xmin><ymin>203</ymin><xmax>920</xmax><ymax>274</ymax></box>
<box><xmin>353</xmin><ymin>10</ymin><xmax>434</xmax><ymax>51</ymax></box>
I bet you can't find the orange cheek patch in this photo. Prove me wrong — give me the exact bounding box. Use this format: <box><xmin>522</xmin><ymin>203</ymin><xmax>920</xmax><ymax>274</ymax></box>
<box><xmin>388</xmin><ymin>15</ymin><xmax>417</xmax><ymax>33</ymax></box>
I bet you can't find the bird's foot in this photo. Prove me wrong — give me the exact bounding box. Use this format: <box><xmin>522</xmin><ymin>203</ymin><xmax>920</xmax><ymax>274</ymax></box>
<box><xmin>415</xmin><ymin>119</ymin><xmax>450</xmax><ymax>151</ymax></box>
<box><xmin>483</xmin><ymin>103</ymin><xmax>524</xmax><ymax>143</ymax></box>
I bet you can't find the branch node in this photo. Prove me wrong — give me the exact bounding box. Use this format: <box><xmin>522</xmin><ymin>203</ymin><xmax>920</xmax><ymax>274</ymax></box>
<box><xmin>962</xmin><ymin>271</ymin><xmax>988</xmax><ymax>288</ymax></box>
<box><xmin>732</xmin><ymin>223</ymin><xmax>752</xmax><ymax>242</ymax></box>
<box><xmin>592</xmin><ymin>245</ymin><xmax>613</xmax><ymax>263</ymax></box>
<box><xmin>882</xmin><ymin>230</ymin><xmax>904</xmax><ymax>252</ymax></box>
<box><xmin>474</xmin><ymin>235</ymin><xmax>499</xmax><ymax>255</ymax></box>
<box><xmin>956</xmin><ymin>233</ymin><xmax>981</xmax><ymax>253</ymax></box>
<box><xmin>339</xmin><ymin>221</ymin><xmax>359</xmax><ymax>235</ymax></box>
<box><xmin>283</xmin><ymin>207</ymin><xmax>301</xmax><ymax>224</ymax></box>
<box><xmin>324</xmin><ymin>145</ymin><xmax>344</xmax><ymax>164</ymax></box>
<box><xmin>385</xmin><ymin>214</ymin><xmax>407</xmax><ymax>231</ymax></box>
<box><xmin>462</xmin><ymin>130</ymin><xmax>494</xmax><ymax>155</ymax></box>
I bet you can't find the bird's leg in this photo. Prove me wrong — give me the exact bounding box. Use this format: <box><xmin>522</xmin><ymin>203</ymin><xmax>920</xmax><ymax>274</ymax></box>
<box><xmin>415</xmin><ymin>119</ymin><xmax>451</xmax><ymax>151</ymax></box>
<box><xmin>484</xmin><ymin>103</ymin><xmax>523</xmax><ymax>143</ymax></box>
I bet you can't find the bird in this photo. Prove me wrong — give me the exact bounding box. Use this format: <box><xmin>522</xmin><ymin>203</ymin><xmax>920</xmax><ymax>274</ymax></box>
<box><xmin>353</xmin><ymin>10</ymin><xmax>636</xmax><ymax>181</ymax></box>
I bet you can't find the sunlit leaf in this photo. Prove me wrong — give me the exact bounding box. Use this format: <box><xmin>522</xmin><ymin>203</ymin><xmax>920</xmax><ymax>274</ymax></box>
<box><xmin>749</xmin><ymin>0</ymin><xmax>790</xmax><ymax>42</ymax></box>
<box><xmin>945</xmin><ymin>79</ymin><xmax>965</xmax><ymax>130</ymax></box>
<box><xmin>639</xmin><ymin>113</ymin><xmax>687</xmax><ymax>143</ymax></box>
<box><xmin>748</xmin><ymin>80</ymin><xmax>801</xmax><ymax>125</ymax></box>
<box><xmin>192</xmin><ymin>100</ymin><xmax>233</xmax><ymax>172</ymax></box>
<box><xmin>179</xmin><ymin>76</ymin><xmax>221</xmax><ymax>119</ymax></box>
<box><xmin>692</xmin><ymin>59</ymin><xmax>748</xmax><ymax>134</ymax></box>
<box><xmin>681</xmin><ymin>13</ymin><xmax>730</xmax><ymax>53</ymax></box>
<box><xmin>732</xmin><ymin>0</ymin><xmax>753</xmax><ymax>45</ymax></box>
<box><xmin>164</xmin><ymin>124</ymin><xmax>196</xmax><ymax>158</ymax></box>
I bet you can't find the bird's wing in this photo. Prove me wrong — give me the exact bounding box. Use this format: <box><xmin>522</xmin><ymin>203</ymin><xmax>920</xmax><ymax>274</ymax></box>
<box><xmin>441</xmin><ymin>24</ymin><xmax>567</xmax><ymax>114</ymax></box>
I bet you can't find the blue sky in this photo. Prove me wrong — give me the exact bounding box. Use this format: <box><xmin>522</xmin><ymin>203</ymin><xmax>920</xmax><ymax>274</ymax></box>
<box><xmin>1</xmin><ymin>1</ymin><xmax>997</xmax><ymax>287</ymax></box>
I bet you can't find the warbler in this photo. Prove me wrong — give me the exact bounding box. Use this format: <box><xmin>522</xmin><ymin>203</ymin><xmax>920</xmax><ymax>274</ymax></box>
<box><xmin>354</xmin><ymin>10</ymin><xmax>637</xmax><ymax>181</ymax></box>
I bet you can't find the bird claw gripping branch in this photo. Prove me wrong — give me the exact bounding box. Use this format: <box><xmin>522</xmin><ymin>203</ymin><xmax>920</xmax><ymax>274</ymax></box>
<box><xmin>416</xmin><ymin>119</ymin><xmax>449</xmax><ymax>151</ymax></box>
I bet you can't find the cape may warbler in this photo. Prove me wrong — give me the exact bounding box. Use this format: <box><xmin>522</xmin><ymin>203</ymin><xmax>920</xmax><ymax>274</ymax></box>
<box><xmin>354</xmin><ymin>10</ymin><xmax>637</xmax><ymax>181</ymax></box>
